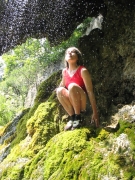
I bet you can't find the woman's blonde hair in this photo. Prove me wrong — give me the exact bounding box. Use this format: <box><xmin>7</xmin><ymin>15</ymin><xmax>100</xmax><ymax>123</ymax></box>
<box><xmin>64</xmin><ymin>47</ymin><xmax>82</xmax><ymax>68</ymax></box>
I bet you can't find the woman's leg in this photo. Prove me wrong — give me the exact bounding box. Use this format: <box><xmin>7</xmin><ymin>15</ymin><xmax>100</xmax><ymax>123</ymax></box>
<box><xmin>68</xmin><ymin>83</ymin><xmax>87</xmax><ymax>129</ymax></box>
<box><xmin>56</xmin><ymin>87</ymin><xmax>74</xmax><ymax>116</ymax></box>
<box><xmin>57</xmin><ymin>85</ymin><xmax>87</xmax><ymax>130</ymax></box>
<box><xmin>68</xmin><ymin>83</ymin><xmax>87</xmax><ymax>115</ymax></box>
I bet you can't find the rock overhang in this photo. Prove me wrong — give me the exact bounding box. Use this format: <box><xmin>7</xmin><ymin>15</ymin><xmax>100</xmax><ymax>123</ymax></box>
<box><xmin>0</xmin><ymin>0</ymin><xmax>106</xmax><ymax>55</ymax></box>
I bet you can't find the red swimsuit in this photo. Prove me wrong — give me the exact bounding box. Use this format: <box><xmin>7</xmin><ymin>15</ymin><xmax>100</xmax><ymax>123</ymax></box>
<box><xmin>63</xmin><ymin>66</ymin><xmax>86</xmax><ymax>92</ymax></box>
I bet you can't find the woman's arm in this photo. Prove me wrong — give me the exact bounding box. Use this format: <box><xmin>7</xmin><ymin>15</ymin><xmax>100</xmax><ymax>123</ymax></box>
<box><xmin>81</xmin><ymin>68</ymin><xmax>99</xmax><ymax>127</ymax></box>
<box><xmin>54</xmin><ymin>69</ymin><xmax>65</xmax><ymax>92</ymax></box>
<box><xmin>59</xmin><ymin>69</ymin><xmax>65</xmax><ymax>87</ymax></box>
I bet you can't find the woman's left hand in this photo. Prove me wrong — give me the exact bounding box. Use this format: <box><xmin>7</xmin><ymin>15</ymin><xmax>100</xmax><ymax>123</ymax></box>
<box><xmin>91</xmin><ymin>113</ymin><xmax>99</xmax><ymax>128</ymax></box>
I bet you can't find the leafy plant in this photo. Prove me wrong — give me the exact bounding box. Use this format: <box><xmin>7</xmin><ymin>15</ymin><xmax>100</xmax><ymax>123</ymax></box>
<box><xmin>0</xmin><ymin>94</ymin><xmax>15</xmax><ymax>125</ymax></box>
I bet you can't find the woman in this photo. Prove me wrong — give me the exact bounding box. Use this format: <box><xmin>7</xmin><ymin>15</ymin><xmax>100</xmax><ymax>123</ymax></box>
<box><xmin>56</xmin><ymin>47</ymin><xmax>99</xmax><ymax>130</ymax></box>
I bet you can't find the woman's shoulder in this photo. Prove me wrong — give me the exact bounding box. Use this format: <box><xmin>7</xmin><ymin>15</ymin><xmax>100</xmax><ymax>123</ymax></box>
<box><xmin>62</xmin><ymin>68</ymin><xmax>67</xmax><ymax>75</ymax></box>
<box><xmin>80</xmin><ymin>65</ymin><xmax>87</xmax><ymax>71</ymax></box>
<box><xmin>80</xmin><ymin>66</ymin><xmax>91</xmax><ymax>76</ymax></box>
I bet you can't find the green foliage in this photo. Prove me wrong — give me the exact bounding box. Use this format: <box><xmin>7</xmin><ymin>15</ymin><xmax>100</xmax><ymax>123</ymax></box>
<box><xmin>0</xmin><ymin>94</ymin><xmax>15</xmax><ymax>125</ymax></box>
<box><xmin>2</xmin><ymin>38</ymin><xmax>42</xmax><ymax>77</ymax></box>
<box><xmin>0</xmin><ymin>39</ymin><xmax>44</xmax><ymax>125</ymax></box>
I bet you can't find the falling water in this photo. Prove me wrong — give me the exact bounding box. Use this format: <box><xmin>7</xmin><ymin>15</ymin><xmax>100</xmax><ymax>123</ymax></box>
<box><xmin>0</xmin><ymin>0</ymin><xmax>106</xmax><ymax>55</ymax></box>
<box><xmin>0</xmin><ymin>56</ymin><xmax>5</xmax><ymax>80</ymax></box>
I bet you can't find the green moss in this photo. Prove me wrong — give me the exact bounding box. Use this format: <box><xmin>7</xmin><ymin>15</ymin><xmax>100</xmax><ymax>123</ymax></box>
<box><xmin>40</xmin><ymin>126</ymin><xmax>135</xmax><ymax>180</ymax></box>
<box><xmin>42</xmin><ymin>128</ymin><xmax>108</xmax><ymax>180</ymax></box>
<box><xmin>1</xmin><ymin>166</ymin><xmax>24</xmax><ymax>180</ymax></box>
<box><xmin>20</xmin><ymin>70</ymin><xmax>61</xmax><ymax>135</ymax></box>
<box><xmin>123</xmin><ymin>171</ymin><xmax>134</xmax><ymax>180</ymax></box>
<box><xmin>23</xmin><ymin>149</ymin><xmax>45</xmax><ymax>179</ymax></box>
<box><xmin>43</xmin><ymin>129</ymin><xmax>90</xmax><ymax>180</ymax></box>
<box><xmin>0</xmin><ymin>142</ymin><xmax>27</xmax><ymax>179</ymax></box>
<box><xmin>11</xmin><ymin>108</ymin><xmax>30</xmax><ymax>148</ymax></box>
<box><xmin>116</xmin><ymin>120</ymin><xmax>132</xmax><ymax>136</ymax></box>
<box><xmin>34</xmin><ymin>70</ymin><xmax>61</xmax><ymax>104</ymax></box>
<box><xmin>24</xmin><ymin>99</ymin><xmax>63</xmax><ymax>156</ymax></box>
<box><xmin>96</xmin><ymin>128</ymin><xmax>110</xmax><ymax>141</ymax></box>
<box><xmin>0</xmin><ymin>126</ymin><xmax>5</xmax><ymax>136</ymax></box>
<box><xmin>116</xmin><ymin>120</ymin><xmax>135</xmax><ymax>156</ymax></box>
<box><xmin>1</xmin><ymin>124</ymin><xmax>135</xmax><ymax>180</ymax></box>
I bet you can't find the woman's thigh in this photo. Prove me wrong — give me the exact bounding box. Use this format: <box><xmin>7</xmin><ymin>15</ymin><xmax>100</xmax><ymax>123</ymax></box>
<box><xmin>68</xmin><ymin>83</ymin><xmax>86</xmax><ymax>97</ymax></box>
<box><xmin>68</xmin><ymin>83</ymin><xmax>87</xmax><ymax>109</ymax></box>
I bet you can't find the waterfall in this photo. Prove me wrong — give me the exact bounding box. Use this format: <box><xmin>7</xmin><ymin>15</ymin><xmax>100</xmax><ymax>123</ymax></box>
<box><xmin>0</xmin><ymin>56</ymin><xmax>5</xmax><ymax>80</ymax></box>
<box><xmin>0</xmin><ymin>111</ymin><xmax>27</xmax><ymax>162</ymax></box>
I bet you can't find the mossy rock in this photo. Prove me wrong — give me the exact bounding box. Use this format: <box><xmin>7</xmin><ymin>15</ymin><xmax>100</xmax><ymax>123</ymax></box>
<box><xmin>11</xmin><ymin>108</ymin><xmax>30</xmax><ymax>148</ymax></box>
<box><xmin>26</xmin><ymin>70</ymin><xmax>61</xmax><ymax>122</ymax></box>
<box><xmin>24</xmin><ymin>124</ymin><xmax>135</xmax><ymax>180</ymax></box>
<box><xmin>34</xmin><ymin>70</ymin><xmax>61</xmax><ymax>104</ymax></box>
<box><xmin>1</xmin><ymin>67</ymin><xmax>135</xmax><ymax>179</ymax></box>
<box><xmin>0</xmin><ymin>120</ymin><xmax>135</xmax><ymax>179</ymax></box>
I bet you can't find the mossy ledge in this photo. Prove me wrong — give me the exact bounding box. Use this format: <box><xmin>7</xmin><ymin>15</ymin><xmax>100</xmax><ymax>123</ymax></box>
<box><xmin>0</xmin><ymin>121</ymin><xmax>135</xmax><ymax>180</ymax></box>
<box><xmin>0</xmin><ymin>72</ymin><xmax>135</xmax><ymax>179</ymax></box>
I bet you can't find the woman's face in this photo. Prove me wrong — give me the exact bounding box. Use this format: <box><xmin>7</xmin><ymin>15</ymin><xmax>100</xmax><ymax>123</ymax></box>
<box><xmin>65</xmin><ymin>48</ymin><xmax>78</xmax><ymax>63</ymax></box>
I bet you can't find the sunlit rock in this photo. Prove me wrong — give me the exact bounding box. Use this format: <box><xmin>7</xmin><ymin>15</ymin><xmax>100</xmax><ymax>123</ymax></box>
<box><xmin>85</xmin><ymin>14</ymin><xmax>103</xmax><ymax>35</ymax></box>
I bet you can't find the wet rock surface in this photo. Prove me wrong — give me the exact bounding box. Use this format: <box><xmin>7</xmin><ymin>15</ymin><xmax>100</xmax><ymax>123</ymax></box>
<box><xmin>78</xmin><ymin>1</ymin><xmax>135</xmax><ymax>123</ymax></box>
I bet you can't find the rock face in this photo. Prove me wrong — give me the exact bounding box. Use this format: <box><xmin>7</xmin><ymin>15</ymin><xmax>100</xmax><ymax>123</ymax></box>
<box><xmin>24</xmin><ymin>60</ymin><xmax>65</xmax><ymax>108</ymax></box>
<box><xmin>78</xmin><ymin>1</ymin><xmax>135</xmax><ymax>123</ymax></box>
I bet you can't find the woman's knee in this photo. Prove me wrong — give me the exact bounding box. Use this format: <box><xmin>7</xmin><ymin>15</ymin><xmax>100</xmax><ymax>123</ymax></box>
<box><xmin>56</xmin><ymin>87</ymin><xmax>65</xmax><ymax>95</ymax></box>
<box><xmin>68</xmin><ymin>83</ymin><xmax>79</xmax><ymax>92</ymax></box>
<box><xmin>56</xmin><ymin>87</ymin><xmax>69</xmax><ymax>98</ymax></box>
<box><xmin>68</xmin><ymin>83</ymin><xmax>86</xmax><ymax>99</ymax></box>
